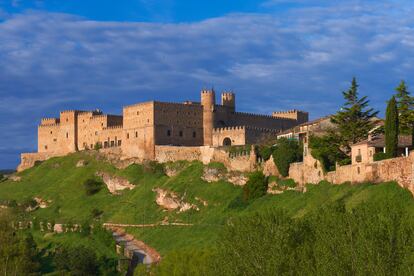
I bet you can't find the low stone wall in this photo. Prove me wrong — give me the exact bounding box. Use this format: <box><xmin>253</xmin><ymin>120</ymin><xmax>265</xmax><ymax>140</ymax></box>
<box><xmin>289</xmin><ymin>151</ymin><xmax>414</xmax><ymax>195</ymax></box>
<box><xmin>17</xmin><ymin>152</ymin><xmax>61</xmax><ymax>172</ymax></box>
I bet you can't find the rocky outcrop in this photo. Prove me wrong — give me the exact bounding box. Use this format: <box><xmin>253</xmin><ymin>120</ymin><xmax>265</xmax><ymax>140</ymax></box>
<box><xmin>153</xmin><ymin>188</ymin><xmax>199</xmax><ymax>213</ymax></box>
<box><xmin>263</xmin><ymin>158</ymin><xmax>280</xmax><ymax>177</ymax></box>
<box><xmin>76</xmin><ymin>160</ymin><xmax>87</xmax><ymax>167</ymax></box>
<box><xmin>8</xmin><ymin>175</ymin><xmax>21</xmax><ymax>182</ymax></box>
<box><xmin>96</xmin><ymin>172</ymin><xmax>135</xmax><ymax>195</ymax></box>
<box><xmin>202</xmin><ymin>167</ymin><xmax>224</xmax><ymax>182</ymax></box>
<box><xmin>34</xmin><ymin>197</ymin><xmax>50</xmax><ymax>208</ymax></box>
<box><xmin>202</xmin><ymin>166</ymin><xmax>248</xmax><ymax>186</ymax></box>
<box><xmin>227</xmin><ymin>172</ymin><xmax>248</xmax><ymax>186</ymax></box>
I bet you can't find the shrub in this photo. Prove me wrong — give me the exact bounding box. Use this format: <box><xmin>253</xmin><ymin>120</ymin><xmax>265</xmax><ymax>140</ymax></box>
<box><xmin>277</xmin><ymin>178</ymin><xmax>297</xmax><ymax>188</ymax></box>
<box><xmin>144</xmin><ymin>161</ymin><xmax>165</xmax><ymax>176</ymax></box>
<box><xmin>0</xmin><ymin>173</ymin><xmax>4</xmax><ymax>182</ymax></box>
<box><xmin>309</xmin><ymin>134</ymin><xmax>348</xmax><ymax>172</ymax></box>
<box><xmin>374</xmin><ymin>152</ymin><xmax>389</xmax><ymax>162</ymax></box>
<box><xmin>243</xmin><ymin>171</ymin><xmax>268</xmax><ymax>201</ymax></box>
<box><xmin>93</xmin><ymin>142</ymin><xmax>102</xmax><ymax>150</ymax></box>
<box><xmin>272</xmin><ymin>138</ymin><xmax>303</xmax><ymax>177</ymax></box>
<box><xmin>91</xmin><ymin>208</ymin><xmax>103</xmax><ymax>219</ymax></box>
<box><xmin>54</xmin><ymin>245</ymin><xmax>100</xmax><ymax>275</ymax></box>
<box><xmin>83</xmin><ymin>179</ymin><xmax>103</xmax><ymax>196</ymax></box>
<box><xmin>257</xmin><ymin>145</ymin><xmax>274</xmax><ymax>161</ymax></box>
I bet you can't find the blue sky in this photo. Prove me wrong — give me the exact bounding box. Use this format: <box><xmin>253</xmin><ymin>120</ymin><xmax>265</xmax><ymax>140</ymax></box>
<box><xmin>1</xmin><ymin>0</ymin><xmax>414</xmax><ymax>168</ymax></box>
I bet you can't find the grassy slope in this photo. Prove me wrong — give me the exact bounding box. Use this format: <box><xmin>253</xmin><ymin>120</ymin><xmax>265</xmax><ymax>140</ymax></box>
<box><xmin>0</xmin><ymin>152</ymin><xmax>413</xmax><ymax>256</ymax></box>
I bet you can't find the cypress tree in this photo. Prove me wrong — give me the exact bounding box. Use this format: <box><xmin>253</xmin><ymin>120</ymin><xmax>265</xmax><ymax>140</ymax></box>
<box><xmin>331</xmin><ymin>78</ymin><xmax>379</xmax><ymax>154</ymax></box>
<box><xmin>385</xmin><ymin>96</ymin><xmax>399</xmax><ymax>158</ymax></box>
<box><xmin>395</xmin><ymin>80</ymin><xmax>414</xmax><ymax>135</ymax></box>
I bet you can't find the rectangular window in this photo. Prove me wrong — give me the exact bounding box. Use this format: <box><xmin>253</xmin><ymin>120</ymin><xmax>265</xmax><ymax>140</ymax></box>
<box><xmin>193</xmin><ymin>131</ymin><xmax>196</xmax><ymax>138</ymax></box>
<box><xmin>104</xmin><ymin>141</ymin><xmax>108</xmax><ymax>148</ymax></box>
<box><xmin>127</xmin><ymin>133</ymin><xmax>130</xmax><ymax>139</ymax></box>
<box><xmin>167</xmin><ymin>130</ymin><xmax>171</xmax><ymax>137</ymax></box>
<box><xmin>135</xmin><ymin>131</ymin><xmax>138</xmax><ymax>138</ymax></box>
<box><xmin>118</xmin><ymin>140</ymin><xmax>122</xmax><ymax>146</ymax></box>
<box><xmin>66</xmin><ymin>132</ymin><xmax>69</xmax><ymax>138</ymax></box>
<box><xmin>44</xmin><ymin>145</ymin><xmax>48</xmax><ymax>150</ymax></box>
<box><xmin>111</xmin><ymin>141</ymin><xmax>115</xmax><ymax>147</ymax></box>
<box><xmin>179</xmin><ymin>131</ymin><xmax>183</xmax><ymax>137</ymax></box>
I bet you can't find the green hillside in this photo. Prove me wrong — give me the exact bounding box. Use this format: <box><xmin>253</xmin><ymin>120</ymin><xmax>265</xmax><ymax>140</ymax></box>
<box><xmin>1</xmin><ymin>152</ymin><xmax>413</xmax><ymax>274</ymax></box>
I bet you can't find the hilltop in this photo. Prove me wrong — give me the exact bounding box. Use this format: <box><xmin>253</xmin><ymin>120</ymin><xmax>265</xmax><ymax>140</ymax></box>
<box><xmin>1</xmin><ymin>152</ymin><xmax>414</xmax><ymax>274</ymax></box>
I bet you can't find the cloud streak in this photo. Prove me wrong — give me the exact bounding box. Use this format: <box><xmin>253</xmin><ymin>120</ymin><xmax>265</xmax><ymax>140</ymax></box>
<box><xmin>1</xmin><ymin>1</ymin><xmax>414</xmax><ymax>167</ymax></box>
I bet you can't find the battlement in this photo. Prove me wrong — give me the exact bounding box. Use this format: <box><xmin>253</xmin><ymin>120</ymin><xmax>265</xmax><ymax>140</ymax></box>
<box><xmin>234</xmin><ymin>111</ymin><xmax>286</xmax><ymax>120</ymax></box>
<box><xmin>41</xmin><ymin>118</ymin><xmax>60</xmax><ymax>125</ymax></box>
<box><xmin>39</xmin><ymin>123</ymin><xmax>60</xmax><ymax>128</ymax></box>
<box><xmin>272</xmin><ymin>110</ymin><xmax>309</xmax><ymax>123</ymax></box>
<box><xmin>201</xmin><ymin>88</ymin><xmax>215</xmax><ymax>94</ymax></box>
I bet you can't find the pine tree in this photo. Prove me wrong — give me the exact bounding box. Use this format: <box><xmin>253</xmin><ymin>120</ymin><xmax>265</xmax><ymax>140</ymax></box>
<box><xmin>385</xmin><ymin>96</ymin><xmax>399</xmax><ymax>158</ymax></box>
<box><xmin>331</xmin><ymin>78</ymin><xmax>379</xmax><ymax>154</ymax></box>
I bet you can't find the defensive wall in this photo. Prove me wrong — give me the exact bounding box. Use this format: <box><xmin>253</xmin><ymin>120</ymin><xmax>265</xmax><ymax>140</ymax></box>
<box><xmin>289</xmin><ymin>147</ymin><xmax>414</xmax><ymax>195</ymax></box>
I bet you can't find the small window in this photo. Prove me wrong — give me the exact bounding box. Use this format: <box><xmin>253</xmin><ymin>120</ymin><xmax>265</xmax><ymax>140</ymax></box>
<box><xmin>193</xmin><ymin>131</ymin><xmax>196</xmax><ymax>138</ymax></box>
<box><xmin>127</xmin><ymin>133</ymin><xmax>130</xmax><ymax>139</ymax></box>
<box><xmin>90</xmin><ymin>144</ymin><xmax>93</xmax><ymax>149</ymax></box>
<box><xmin>53</xmin><ymin>138</ymin><xmax>57</xmax><ymax>142</ymax></box>
<box><xmin>135</xmin><ymin>131</ymin><xmax>138</xmax><ymax>138</ymax></box>
<box><xmin>66</xmin><ymin>132</ymin><xmax>69</xmax><ymax>138</ymax></box>
<box><xmin>358</xmin><ymin>149</ymin><xmax>361</xmax><ymax>155</ymax></box>
<box><xmin>137</xmin><ymin>111</ymin><xmax>139</xmax><ymax>115</ymax></box>
<box><xmin>179</xmin><ymin>131</ymin><xmax>183</xmax><ymax>137</ymax></box>
<box><xmin>44</xmin><ymin>145</ymin><xmax>48</xmax><ymax>150</ymax></box>
<box><xmin>167</xmin><ymin>130</ymin><xmax>171</xmax><ymax>137</ymax></box>
<box><xmin>104</xmin><ymin>141</ymin><xmax>108</xmax><ymax>148</ymax></box>
<box><xmin>101</xmin><ymin>123</ymin><xmax>104</xmax><ymax>126</ymax></box>
<box><xmin>147</xmin><ymin>119</ymin><xmax>149</xmax><ymax>123</ymax></box>
<box><xmin>66</xmin><ymin>118</ymin><xmax>68</xmax><ymax>122</ymax></box>
<box><xmin>111</xmin><ymin>141</ymin><xmax>115</xmax><ymax>147</ymax></box>
<box><xmin>357</xmin><ymin>167</ymin><xmax>361</xmax><ymax>174</ymax></box>
<box><xmin>118</xmin><ymin>140</ymin><xmax>122</xmax><ymax>146</ymax></box>
<box><xmin>50</xmin><ymin>131</ymin><xmax>53</xmax><ymax>134</ymax></box>
<box><xmin>95</xmin><ymin>131</ymin><xmax>98</xmax><ymax>136</ymax></box>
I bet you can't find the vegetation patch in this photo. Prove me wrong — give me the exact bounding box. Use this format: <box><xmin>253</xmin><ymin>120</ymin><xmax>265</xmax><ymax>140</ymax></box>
<box><xmin>83</xmin><ymin>178</ymin><xmax>104</xmax><ymax>196</ymax></box>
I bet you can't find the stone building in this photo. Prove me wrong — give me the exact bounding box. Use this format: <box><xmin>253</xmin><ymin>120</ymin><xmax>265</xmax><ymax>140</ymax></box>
<box><xmin>22</xmin><ymin>89</ymin><xmax>308</xmax><ymax>169</ymax></box>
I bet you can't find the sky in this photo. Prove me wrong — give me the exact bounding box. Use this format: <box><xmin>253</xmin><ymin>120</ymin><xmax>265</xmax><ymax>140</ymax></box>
<box><xmin>0</xmin><ymin>0</ymin><xmax>414</xmax><ymax>169</ymax></box>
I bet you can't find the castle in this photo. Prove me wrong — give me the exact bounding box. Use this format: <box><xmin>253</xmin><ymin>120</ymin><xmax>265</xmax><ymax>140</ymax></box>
<box><xmin>23</xmin><ymin>89</ymin><xmax>307</xmax><ymax>166</ymax></box>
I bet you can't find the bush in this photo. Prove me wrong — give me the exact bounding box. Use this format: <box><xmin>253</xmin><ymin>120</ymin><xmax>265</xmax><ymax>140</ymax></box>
<box><xmin>83</xmin><ymin>179</ymin><xmax>103</xmax><ymax>196</ymax></box>
<box><xmin>374</xmin><ymin>152</ymin><xmax>389</xmax><ymax>161</ymax></box>
<box><xmin>277</xmin><ymin>178</ymin><xmax>296</xmax><ymax>188</ymax></box>
<box><xmin>257</xmin><ymin>145</ymin><xmax>274</xmax><ymax>161</ymax></box>
<box><xmin>93</xmin><ymin>142</ymin><xmax>102</xmax><ymax>150</ymax></box>
<box><xmin>54</xmin><ymin>245</ymin><xmax>100</xmax><ymax>275</ymax></box>
<box><xmin>144</xmin><ymin>161</ymin><xmax>165</xmax><ymax>176</ymax></box>
<box><xmin>0</xmin><ymin>173</ymin><xmax>4</xmax><ymax>182</ymax></box>
<box><xmin>309</xmin><ymin>134</ymin><xmax>348</xmax><ymax>172</ymax></box>
<box><xmin>272</xmin><ymin>138</ymin><xmax>303</xmax><ymax>177</ymax></box>
<box><xmin>243</xmin><ymin>171</ymin><xmax>268</xmax><ymax>201</ymax></box>
<box><xmin>91</xmin><ymin>208</ymin><xmax>103</xmax><ymax>219</ymax></box>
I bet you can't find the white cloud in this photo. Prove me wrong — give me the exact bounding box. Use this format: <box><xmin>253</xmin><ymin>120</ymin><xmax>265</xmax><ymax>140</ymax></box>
<box><xmin>1</xmin><ymin>1</ymin><xmax>414</xmax><ymax>167</ymax></box>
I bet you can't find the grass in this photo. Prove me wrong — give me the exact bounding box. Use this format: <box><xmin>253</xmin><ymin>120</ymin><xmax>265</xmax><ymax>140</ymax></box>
<box><xmin>1</xmin><ymin>152</ymin><xmax>413</xmax><ymax>258</ymax></box>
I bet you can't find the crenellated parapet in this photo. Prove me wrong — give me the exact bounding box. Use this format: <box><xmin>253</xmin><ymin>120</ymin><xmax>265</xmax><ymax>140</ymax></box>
<box><xmin>40</xmin><ymin>118</ymin><xmax>60</xmax><ymax>126</ymax></box>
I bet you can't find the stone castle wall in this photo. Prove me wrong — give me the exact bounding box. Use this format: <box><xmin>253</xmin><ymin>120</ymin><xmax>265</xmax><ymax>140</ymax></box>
<box><xmin>289</xmin><ymin>149</ymin><xmax>414</xmax><ymax>195</ymax></box>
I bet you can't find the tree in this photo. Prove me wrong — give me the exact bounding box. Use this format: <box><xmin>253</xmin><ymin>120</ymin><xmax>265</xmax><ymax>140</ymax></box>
<box><xmin>395</xmin><ymin>80</ymin><xmax>414</xmax><ymax>135</ymax></box>
<box><xmin>243</xmin><ymin>171</ymin><xmax>268</xmax><ymax>201</ymax></box>
<box><xmin>331</xmin><ymin>78</ymin><xmax>379</xmax><ymax>153</ymax></box>
<box><xmin>272</xmin><ymin>138</ymin><xmax>303</xmax><ymax>177</ymax></box>
<box><xmin>309</xmin><ymin>134</ymin><xmax>349</xmax><ymax>172</ymax></box>
<box><xmin>385</xmin><ymin>96</ymin><xmax>399</xmax><ymax>158</ymax></box>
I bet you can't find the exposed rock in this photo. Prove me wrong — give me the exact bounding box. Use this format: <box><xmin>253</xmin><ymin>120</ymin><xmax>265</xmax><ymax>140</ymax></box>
<box><xmin>153</xmin><ymin>188</ymin><xmax>199</xmax><ymax>213</ymax></box>
<box><xmin>164</xmin><ymin>162</ymin><xmax>189</xmax><ymax>177</ymax></box>
<box><xmin>54</xmin><ymin>224</ymin><xmax>63</xmax><ymax>233</ymax></box>
<box><xmin>267</xmin><ymin>181</ymin><xmax>284</xmax><ymax>195</ymax></box>
<box><xmin>9</xmin><ymin>175</ymin><xmax>21</xmax><ymax>182</ymax></box>
<box><xmin>96</xmin><ymin>172</ymin><xmax>135</xmax><ymax>195</ymax></box>
<box><xmin>202</xmin><ymin>167</ymin><xmax>224</xmax><ymax>182</ymax></box>
<box><xmin>76</xmin><ymin>160</ymin><xmax>87</xmax><ymax>167</ymax></box>
<box><xmin>226</xmin><ymin>172</ymin><xmax>248</xmax><ymax>186</ymax></box>
<box><xmin>52</xmin><ymin>163</ymin><xmax>60</xmax><ymax>169</ymax></box>
<box><xmin>263</xmin><ymin>158</ymin><xmax>280</xmax><ymax>177</ymax></box>
<box><xmin>195</xmin><ymin>197</ymin><xmax>208</xmax><ymax>207</ymax></box>
<box><xmin>33</xmin><ymin>197</ymin><xmax>50</xmax><ymax>209</ymax></box>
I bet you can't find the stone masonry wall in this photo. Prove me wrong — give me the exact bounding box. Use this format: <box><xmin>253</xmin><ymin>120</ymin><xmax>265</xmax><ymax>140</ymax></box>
<box><xmin>289</xmin><ymin>150</ymin><xmax>414</xmax><ymax>195</ymax></box>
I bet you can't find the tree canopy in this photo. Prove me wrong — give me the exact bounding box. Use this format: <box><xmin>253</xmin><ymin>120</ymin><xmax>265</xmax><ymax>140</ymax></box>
<box><xmin>331</xmin><ymin>78</ymin><xmax>378</xmax><ymax>153</ymax></box>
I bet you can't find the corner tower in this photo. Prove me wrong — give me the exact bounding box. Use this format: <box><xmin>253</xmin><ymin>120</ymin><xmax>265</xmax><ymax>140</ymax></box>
<box><xmin>221</xmin><ymin>91</ymin><xmax>235</xmax><ymax>112</ymax></box>
<box><xmin>201</xmin><ymin>89</ymin><xmax>216</xmax><ymax>146</ymax></box>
